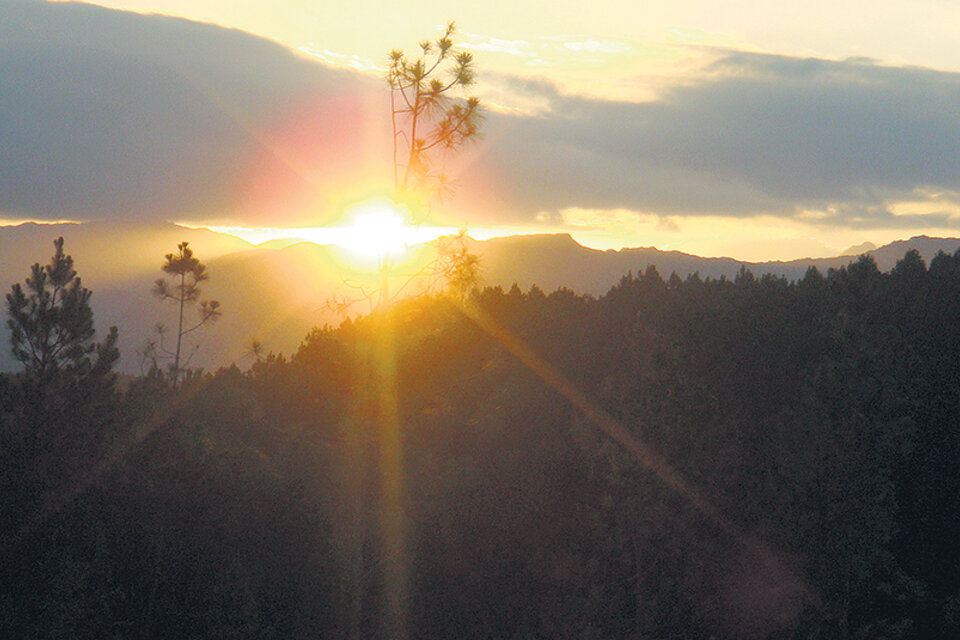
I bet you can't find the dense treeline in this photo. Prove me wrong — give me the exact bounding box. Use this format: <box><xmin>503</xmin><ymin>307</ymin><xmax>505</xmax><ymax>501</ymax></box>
<box><xmin>2</xmin><ymin>248</ymin><xmax>960</xmax><ymax>639</ymax></box>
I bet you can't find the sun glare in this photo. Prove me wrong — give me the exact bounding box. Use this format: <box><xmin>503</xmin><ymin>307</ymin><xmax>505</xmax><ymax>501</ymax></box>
<box><xmin>337</xmin><ymin>204</ymin><xmax>412</xmax><ymax>257</ymax></box>
<box><xmin>198</xmin><ymin>199</ymin><xmax>464</xmax><ymax>259</ymax></box>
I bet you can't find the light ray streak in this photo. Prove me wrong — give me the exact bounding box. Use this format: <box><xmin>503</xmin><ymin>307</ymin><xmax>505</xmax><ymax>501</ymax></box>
<box><xmin>455</xmin><ymin>297</ymin><xmax>812</xmax><ymax>607</ymax></box>
<box><xmin>153</xmin><ymin>60</ymin><xmax>350</xmax><ymax>216</ymax></box>
<box><xmin>7</xmin><ymin>377</ymin><xmax>210</xmax><ymax>550</ymax></box>
<box><xmin>371</xmin><ymin>313</ymin><xmax>409</xmax><ymax>640</ymax></box>
<box><xmin>6</xmin><ymin>305</ymin><xmax>301</xmax><ymax>549</ymax></box>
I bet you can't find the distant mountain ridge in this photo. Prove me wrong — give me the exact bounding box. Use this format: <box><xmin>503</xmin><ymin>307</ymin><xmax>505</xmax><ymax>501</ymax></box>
<box><xmin>469</xmin><ymin>233</ymin><xmax>960</xmax><ymax>294</ymax></box>
<box><xmin>2</xmin><ymin>222</ymin><xmax>957</xmax><ymax>373</ymax></box>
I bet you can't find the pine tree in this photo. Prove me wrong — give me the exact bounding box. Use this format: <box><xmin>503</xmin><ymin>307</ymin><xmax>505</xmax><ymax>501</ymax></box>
<box><xmin>378</xmin><ymin>23</ymin><xmax>483</xmax><ymax>308</ymax></box>
<box><xmin>6</xmin><ymin>236</ymin><xmax>118</xmax><ymax>386</ymax></box>
<box><xmin>3</xmin><ymin>237</ymin><xmax>119</xmax><ymax>529</ymax></box>
<box><xmin>387</xmin><ymin>21</ymin><xmax>482</xmax><ymax>201</ymax></box>
<box><xmin>148</xmin><ymin>242</ymin><xmax>221</xmax><ymax>386</ymax></box>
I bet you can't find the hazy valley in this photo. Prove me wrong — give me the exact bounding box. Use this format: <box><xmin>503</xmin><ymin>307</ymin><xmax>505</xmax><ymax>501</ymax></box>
<box><xmin>3</xmin><ymin>221</ymin><xmax>959</xmax><ymax>374</ymax></box>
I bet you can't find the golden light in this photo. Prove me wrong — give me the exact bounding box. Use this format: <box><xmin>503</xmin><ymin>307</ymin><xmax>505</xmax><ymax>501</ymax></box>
<box><xmin>197</xmin><ymin>198</ymin><xmax>461</xmax><ymax>262</ymax></box>
<box><xmin>335</xmin><ymin>201</ymin><xmax>414</xmax><ymax>257</ymax></box>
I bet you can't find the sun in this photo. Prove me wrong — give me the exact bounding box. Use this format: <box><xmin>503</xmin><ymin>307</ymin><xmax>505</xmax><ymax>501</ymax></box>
<box><xmin>336</xmin><ymin>201</ymin><xmax>413</xmax><ymax>257</ymax></box>
<box><xmin>196</xmin><ymin>199</ymin><xmax>460</xmax><ymax>258</ymax></box>
<box><xmin>323</xmin><ymin>198</ymin><xmax>459</xmax><ymax>259</ymax></box>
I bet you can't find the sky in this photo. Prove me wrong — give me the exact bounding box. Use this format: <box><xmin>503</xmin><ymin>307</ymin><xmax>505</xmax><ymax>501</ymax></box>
<box><xmin>3</xmin><ymin>0</ymin><xmax>960</xmax><ymax>260</ymax></box>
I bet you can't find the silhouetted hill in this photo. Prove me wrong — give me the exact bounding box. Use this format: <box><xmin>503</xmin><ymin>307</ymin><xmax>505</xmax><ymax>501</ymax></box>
<box><xmin>470</xmin><ymin>234</ymin><xmax>749</xmax><ymax>292</ymax></box>
<box><xmin>4</xmin><ymin>221</ymin><xmax>959</xmax><ymax>373</ymax></box>
<box><xmin>842</xmin><ymin>241</ymin><xmax>878</xmax><ymax>256</ymax></box>
<box><xmin>0</xmin><ymin>221</ymin><xmax>252</xmax><ymax>372</ymax></box>
<box><xmin>469</xmin><ymin>233</ymin><xmax>960</xmax><ymax>294</ymax></box>
<box><xmin>94</xmin><ymin>240</ymin><xmax>368</xmax><ymax>375</ymax></box>
<box><xmin>256</xmin><ymin>238</ymin><xmax>310</xmax><ymax>250</ymax></box>
<box><xmin>869</xmin><ymin>235</ymin><xmax>960</xmax><ymax>269</ymax></box>
<box><xmin>0</xmin><ymin>220</ymin><xmax>251</xmax><ymax>291</ymax></box>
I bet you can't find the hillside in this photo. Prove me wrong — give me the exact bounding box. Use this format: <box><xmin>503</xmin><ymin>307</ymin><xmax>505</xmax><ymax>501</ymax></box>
<box><xmin>7</xmin><ymin>259</ymin><xmax>960</xmax><ymax>638</ymax></box>
<box><xmin>3</xmin><ymin>222</ymin><xmax>959</xmax><ymax>373</ymax></box>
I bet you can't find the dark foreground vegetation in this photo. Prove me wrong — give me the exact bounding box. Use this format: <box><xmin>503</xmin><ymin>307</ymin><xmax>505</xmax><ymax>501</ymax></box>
<box><xmin>3</xmin><ymin>246</ymin><xmax>960</xmax><ymax>639</ymax></box>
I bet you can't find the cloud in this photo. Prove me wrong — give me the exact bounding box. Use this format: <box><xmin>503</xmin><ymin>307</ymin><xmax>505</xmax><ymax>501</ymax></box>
<box><xmin>298</xmin><ymin>45</ymin><xmax>382</xmax><ymax>73</ymax></box>
<box><xmin>456</xmin><ymin>50</ymin><xmax>960</xmax><ymax>229</ymax></box>
<box><xmin>3</xmin><ymin>1</ymin><xmax>960</xmax><ymax>236</ymax></box>
<box><xmin>0</xmin><ymin>0</ymin><xmax>383</xmax><ymax>225</ymax></box>
<box><xmin>816</xmin><ymin>203</ymin><xmax>956</xmax><ymax>230</ymax></box>
<box><xmin>461</xmin><ymin>37</ymin><xmax>534</xmax><ymax>58</ymax></box>
<box><xmin>561</xmin><ymin>39</ymin><xmax>631</xmax><ymax>54</ymax></box>
<box><xmin>656</xmin><ymin>216</ymin><xmax>680</xmax><ymax>232</ymax></box>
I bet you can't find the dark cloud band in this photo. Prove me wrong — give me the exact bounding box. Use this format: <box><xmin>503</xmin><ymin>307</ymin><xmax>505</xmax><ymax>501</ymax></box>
<box><xmin>2</xmin><ymin>0</ymin><xmax>959</xmax><ymax>234</ymax></box>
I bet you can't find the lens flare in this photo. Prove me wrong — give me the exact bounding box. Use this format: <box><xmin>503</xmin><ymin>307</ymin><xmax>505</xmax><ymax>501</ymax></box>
<box><xmin>337</xmin><ymin>203</ymin><xmax>412</xmax><ymax>257</ymax></box>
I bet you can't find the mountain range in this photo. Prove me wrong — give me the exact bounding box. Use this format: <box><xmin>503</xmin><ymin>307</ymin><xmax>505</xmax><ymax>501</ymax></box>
<box><xmin>2</xmin><ymin>221</ymin><xmax>958</xmax><ymax>374</ymax></box>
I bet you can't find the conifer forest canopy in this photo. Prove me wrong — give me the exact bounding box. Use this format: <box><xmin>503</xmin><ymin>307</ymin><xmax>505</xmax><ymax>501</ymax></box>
<box><xmin>3</xmin><ymin>243</ymin><xmax>960</xmax><ymax>639</ymax></box>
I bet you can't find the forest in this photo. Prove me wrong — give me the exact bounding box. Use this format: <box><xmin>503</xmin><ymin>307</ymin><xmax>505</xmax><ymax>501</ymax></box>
<box><xmin>2</xmin><ymin>240</ymin><xmax>960</xmax><ymax>639</ymax></box>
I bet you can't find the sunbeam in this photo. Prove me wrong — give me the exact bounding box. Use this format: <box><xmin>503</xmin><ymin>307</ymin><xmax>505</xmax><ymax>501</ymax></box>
<box><xmin>454</xmin><ymin>296</ymin><xmax>815</xmax><ymax>629</ymax></box>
